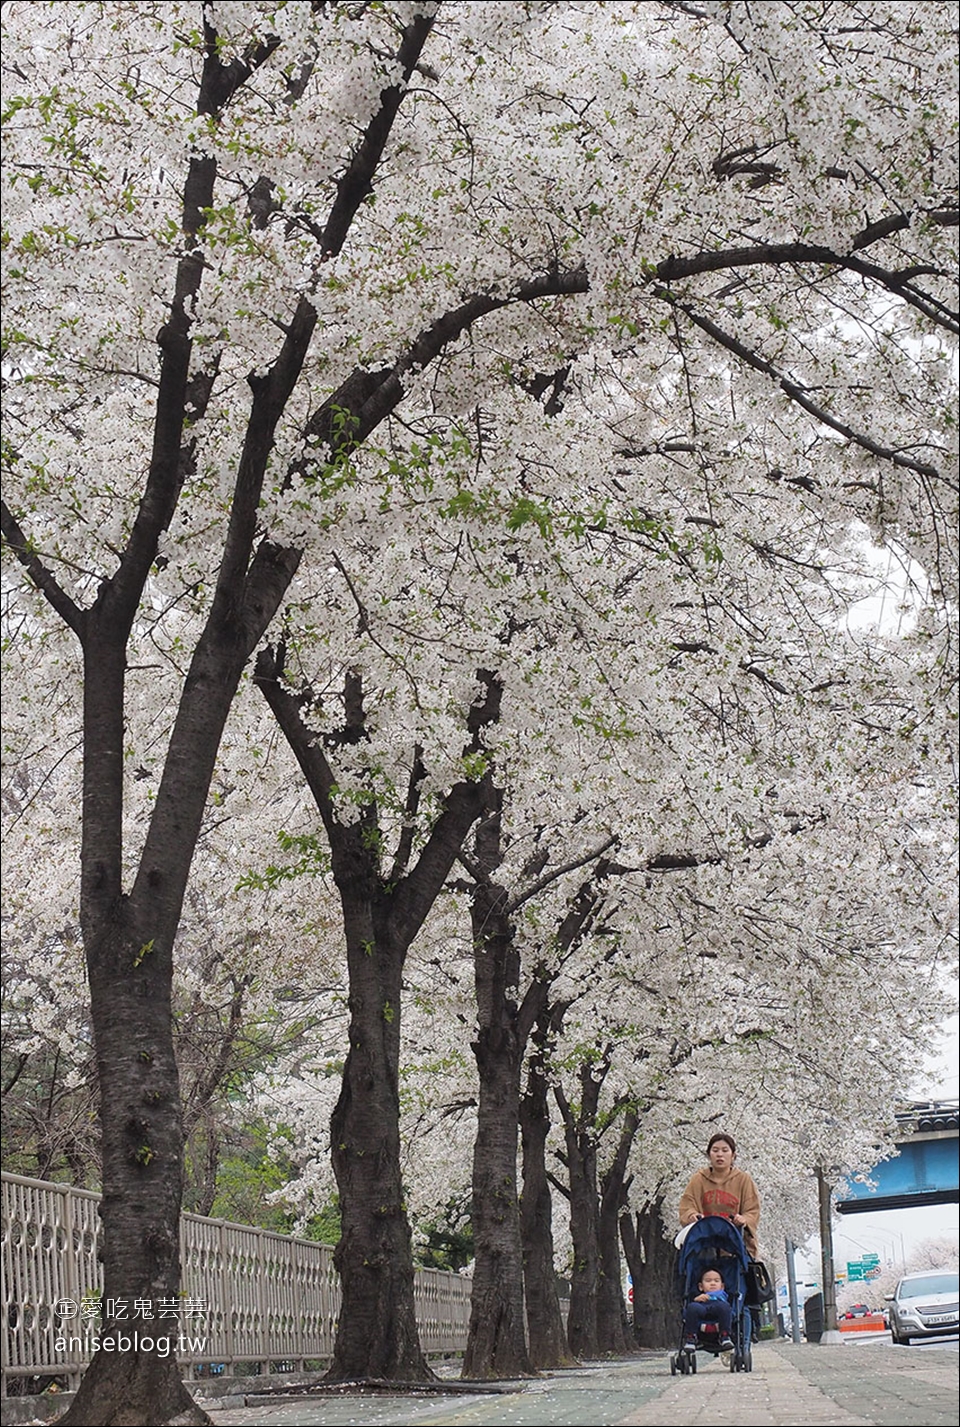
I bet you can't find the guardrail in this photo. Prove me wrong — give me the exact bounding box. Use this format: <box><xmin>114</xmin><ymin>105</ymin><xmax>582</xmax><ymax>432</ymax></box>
<box><xmin>1</xmin><ymin>1172</ymin><xmax>471</xmax><ymax>1395</ymax></box>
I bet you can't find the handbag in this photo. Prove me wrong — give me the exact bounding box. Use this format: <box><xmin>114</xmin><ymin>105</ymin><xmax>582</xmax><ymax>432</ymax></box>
<box><xmin>745</xmin><ymin>1258</ymin><xmax>775</xmax><ymax>1306</ymax></box>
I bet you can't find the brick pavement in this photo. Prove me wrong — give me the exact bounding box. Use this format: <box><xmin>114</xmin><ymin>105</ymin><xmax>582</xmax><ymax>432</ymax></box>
<box><xmin>197</xmin><ymin>1340</ymin><xmax>958</xmax><ymax>1427</ymax></box>
<box><xmin>617</xmin><ymin>1343</ymin><xmax>873</xmax><ymax>1426</ymax></box>
<box><xmin>765</xmin><ymin>1341</ymin><xmax>958</xmax><ymax>1427</ymax></box>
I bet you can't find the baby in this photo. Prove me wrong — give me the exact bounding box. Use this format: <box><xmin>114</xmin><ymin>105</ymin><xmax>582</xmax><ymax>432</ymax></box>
<box><xmin>682</xmin><ymin>1267</ymin><xmax>734</xmax><ymax>1352</ymax></box>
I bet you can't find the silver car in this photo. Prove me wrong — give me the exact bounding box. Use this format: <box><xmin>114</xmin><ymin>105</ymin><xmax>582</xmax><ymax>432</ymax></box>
<box><xmin>885</xmin><ymin>1270</ymin><xmax>959</xmax><ymax>1345</ymax></box>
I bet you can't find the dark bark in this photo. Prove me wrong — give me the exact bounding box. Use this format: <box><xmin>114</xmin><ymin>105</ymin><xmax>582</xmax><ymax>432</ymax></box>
<box><xmin>553</xmin><ymin>1054</ymin><xmax>610</xmax><ymax>1360</ymax></box>
<box><xmin>460</xmin><ymin>836</ymin><xmax>617</xmax><ymax>1377</ymax></box>
<box><xmin>461</xmin><ymin>793</ymin><xmax>535</xmax><ymax>1380</ymax></box>
<box><xmin>54</xmin><ymin>534</ymin><xmax>299</xmax><ymax>1426</ymax></box>
<box><xmin>328</xmin><ymin>857</ymin><xmax>426</xmax><ymax>1381</ymax></box>
<box><xmin>621</xmin><ymin>1199</ymin><xmax>679</xmax><ymax>1349</ymax></box>
<box><xmin>496</xmin><ymin>871</ymin><xmax>615</xmax><ymax>1370</ymax></box>
<box><xmin>319</xmin><ymin>11</ymin><xmax>436</xmax><ymax>256</ymax></box>
<box><xmin>520</xmin><ymin>1010</ymin><xmax>576</xmax><ymax>1369</ymax></box>
<box><xmin>47</xmin><ymin>68</ymin><xmax>308</xmax><ymax>1414</ymax></box>
<box><xmin>596</xmin><ymin>1109</ymin><xmax>638</xmax><ymax>1354</ymax></box>
<box><xmin>256</xmin><ymin>655</ymin><xmax>502</xmax><ymax>1380</ymax></box>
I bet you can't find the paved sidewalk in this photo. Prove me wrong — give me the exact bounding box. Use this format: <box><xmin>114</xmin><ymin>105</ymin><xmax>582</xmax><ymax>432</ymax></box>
<box><xmin>201</xmin><ymin>1340</ymin><xmax>958</xmax><ymax>1427</ymax></box>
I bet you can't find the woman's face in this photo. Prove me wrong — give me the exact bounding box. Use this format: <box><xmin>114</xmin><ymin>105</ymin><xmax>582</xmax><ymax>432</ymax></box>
<box><xmin>708</xmin><ymin>1139</ymin><xmax>735</xmax><ymax>1171</ymax></box>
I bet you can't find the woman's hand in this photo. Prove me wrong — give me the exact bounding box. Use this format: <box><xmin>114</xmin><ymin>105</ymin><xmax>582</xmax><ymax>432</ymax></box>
<box><xmin>732</xmin><ymin>1213</ymin><xmax>746</xmax><ymax>1227</ymax></box>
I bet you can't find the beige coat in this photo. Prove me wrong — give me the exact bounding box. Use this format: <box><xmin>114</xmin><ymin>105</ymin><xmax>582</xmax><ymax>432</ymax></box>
<box><xmin>679</xmin><ymin>1165</ymin><xmax>761</xmax><ymax>1257</ymax></box>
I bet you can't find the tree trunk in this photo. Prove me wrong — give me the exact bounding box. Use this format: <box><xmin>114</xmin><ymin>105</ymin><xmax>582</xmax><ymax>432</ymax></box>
<box><xmin>461</xmin><ymin>807</ymin><xmax>614</xmax><ymax>1376</ymax></box>
<box><xmin>58</xmin><ymin>922</ymin><xmax>207</xmax><ymax>1427</ymax></box>
<box><xmin>520</xmin><ymin>1019</ymin><xmax>575</xmax><ymax>1369</ymax></box>
<box><xmin>555</xmin><ymin>1076</ymin><xmax>602</xmax><ymax>1360</ymax></box>
<box><xmin>596</xmin><ymin>1110</ymin><xmax>638</xmax><ymax>1355</ymax></box>
<box><xmin>18</xmin><ymin>23</ymin><xmax>440</xmax><ymax>1410</ymax></box>
<box><xmin>517</xmin><ymin>876</ymin><xmax>612</xmax><ymax>1370</ymax></box>
<box><xmin>461</xmin><ymin>799</ymin><xmax>534</xmax><ymax>1380</ymax></box>
<box><xmin>327</xmin><ymin>862</ymin><xmax>428</xmax><ymax>1380</ymax></box>
<box><xmin>54</xmin><ymin>625</ymin><xmax>298</xmax><ymax>1427</ymax></box>
<box><xmin>60</xmin><ymin>567</ymin><xmax>296</xmax><ymax>1425</ymax></box>
<box><xmin>621</xmin><ymin>1200</ymin><xmax>679</xmax><ymax>1349</ymax></box>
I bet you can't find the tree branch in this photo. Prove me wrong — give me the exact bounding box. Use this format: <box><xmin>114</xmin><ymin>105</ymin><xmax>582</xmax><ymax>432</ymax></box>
<box><xmin>0</xmin><ymin>501</ymin><xmax>85</xmax><ymax>638</ymax></box>
<box><xmin>253</xmin><ymin>644</ymin><xmax>339</xmax><ymax>839</ymax></box>
<box><xmin>319</xmin><ymin>9</ymin><xmax>437</xmax><ymax>258</ymax></box>
<box><xmin>508</xmin><ymin>834</ymin><xmax>619</xmax><ymax>915</ymax></box>
<box><xmin>652</xmin><ymin>284</ymin><xmax>945</xmax><ymax>481</ymax></box>
<box><xmin>655</xmin><ymin>229</ymin><xmax>959</xmax><ymax>335</ymax></box>
<box><xmin>181</xmin><ymin>974</ymin><xmax>253</xmax><ymax>1138</ymax></box>
<box><xmin>388</xmin><ymin>674</ymin><xmax>503</xmax><ymax>944</ymax></box>
<box><xmin>298</xmin><ymin>266</ymin><xmax>590</xmax><ymax>466</ymax></box>
<box><xmin>389</xmin><ymin>744</ymin><xmax>426</xmax><ymax>886</ymax></box>
<box><xmin>199</xmin><ymin>13</ymin><xmax>283</xmax><ymax>115</ymax></box>
<box><xmin>102</xmin><ymin>14</ymin><xmax>286</xmax><ymax>628</ymax></box>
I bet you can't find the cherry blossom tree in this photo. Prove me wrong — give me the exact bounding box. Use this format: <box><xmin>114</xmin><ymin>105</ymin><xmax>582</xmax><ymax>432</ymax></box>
<box><xmin>538</xmin><ymin>796</ymin><xmax>955</xmax><ymax>1353</ymax></box>
<box><xmin>2</xmin><ymin>2</ymin><xmax>956</xmax><ymax>1420</ymax></box>
<box><xmin>253</xmin><ymin>649</ymin><xmax>503</xmax><ymax>1380</ymax></box>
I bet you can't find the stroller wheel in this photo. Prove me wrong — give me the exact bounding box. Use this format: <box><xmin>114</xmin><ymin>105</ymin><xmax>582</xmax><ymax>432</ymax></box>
<box><xmin>670</xmin><ymin>1354</ymin><xmax>677</xmax><ymax>1375</ymax></box>
<box><xmin>729</xmin><ymin>1352</ymin><xmax>738</xmax><ymax>1373</ymax></box>
<box><xmin>745</xmin><ymin>1349</ymin><xmax>753</xmax><ymax>1372</ymax></box>
<box><xmin>690</xmin><ymin>1353</ymin><xmax>697</xmax><ymax>1374</ymax></box>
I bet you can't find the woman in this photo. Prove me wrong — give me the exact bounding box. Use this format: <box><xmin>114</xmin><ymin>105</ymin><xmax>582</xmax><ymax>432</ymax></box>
<box><xmin>679</xmin><ymin>1132</ymin><xmax>761</xmax><ymax>1258</ymax></box>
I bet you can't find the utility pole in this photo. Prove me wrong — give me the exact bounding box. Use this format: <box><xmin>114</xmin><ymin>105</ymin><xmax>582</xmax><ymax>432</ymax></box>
<box><xmin>815</xmin><ymin>1164</ymin><xmax>843</xmax><ymax>1344</ymax></box>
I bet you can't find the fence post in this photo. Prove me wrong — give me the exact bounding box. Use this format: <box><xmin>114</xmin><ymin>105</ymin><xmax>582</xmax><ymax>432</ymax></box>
<box><xmin>217</xmin><ymin>1219</ymin><xmax>233</xmax><ymax>1374</ymax></box>
<box><xmin>63</xmin><ymin>1183</ymin><xmax>82</xmax><ymax>1391</ymax></box>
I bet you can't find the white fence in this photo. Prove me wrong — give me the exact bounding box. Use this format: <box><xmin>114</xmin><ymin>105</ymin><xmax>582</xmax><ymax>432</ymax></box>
<box><xmin>1</xmin><ymin>1172</ymin><xmax>472</xmax><ymax>1394</ymax></box>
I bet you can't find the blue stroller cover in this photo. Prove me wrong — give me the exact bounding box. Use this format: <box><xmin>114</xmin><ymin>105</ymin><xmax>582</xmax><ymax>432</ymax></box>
<box><xmin>673</xmin><ymin>1215</ymin><xmax>754</xmax><ymax>1372</ymax></box>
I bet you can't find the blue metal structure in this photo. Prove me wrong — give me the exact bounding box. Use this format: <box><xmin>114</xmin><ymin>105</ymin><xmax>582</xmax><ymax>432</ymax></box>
<box><xmin>835</xmin><ymin>1100</ymin><xmax>959</xmax><ymax>1215</ymax></box>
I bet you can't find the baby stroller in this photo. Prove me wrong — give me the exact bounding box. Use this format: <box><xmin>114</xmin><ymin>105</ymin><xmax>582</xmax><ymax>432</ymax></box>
<box><xmin>669</xmin><ymin>1215</ymin><xmax>754</xmax><ymax>1374</ymax></box>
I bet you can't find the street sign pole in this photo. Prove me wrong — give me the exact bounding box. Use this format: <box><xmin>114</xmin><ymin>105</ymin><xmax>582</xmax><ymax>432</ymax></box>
<box><xmin>785</xmin><ymin>1238</ymin><xmax>802</xmax><ymax>1345</ymax></box>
